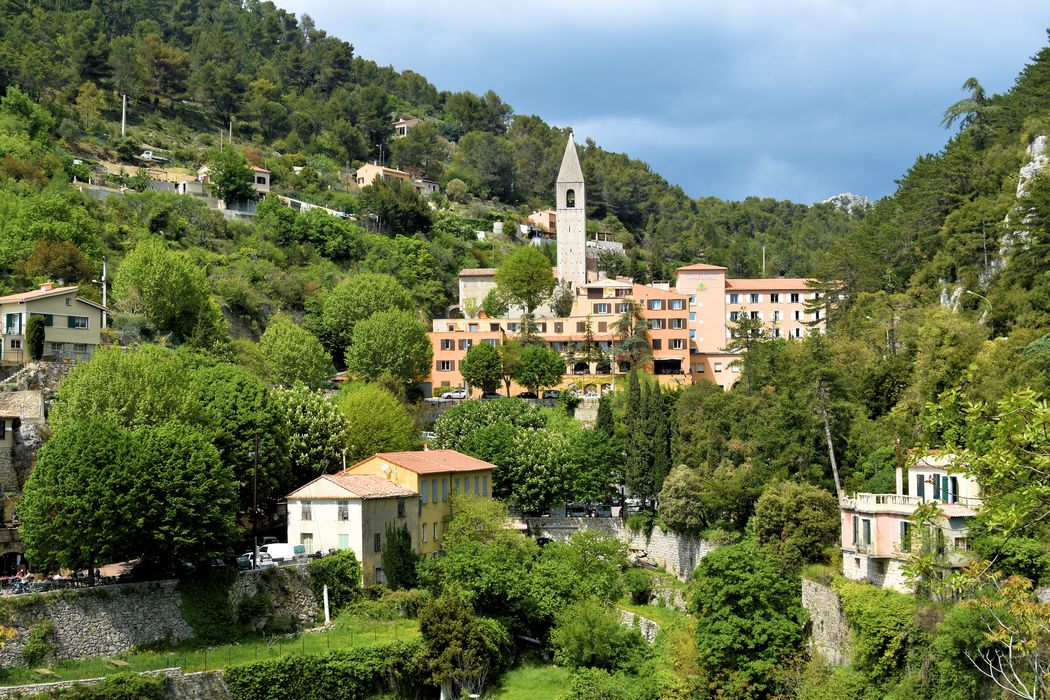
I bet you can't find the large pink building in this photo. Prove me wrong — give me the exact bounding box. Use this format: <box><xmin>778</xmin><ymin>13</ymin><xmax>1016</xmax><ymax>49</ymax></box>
<box><xmin>425</xmin><ymin>133</ymin><xmax>825</xmax><ymax>397</ymax></box>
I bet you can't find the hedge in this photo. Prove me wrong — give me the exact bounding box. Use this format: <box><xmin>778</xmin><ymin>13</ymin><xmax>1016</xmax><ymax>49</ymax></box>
<box><xmin>223</xmin><ymin>639</ymin><xmax>430</xmax><ymax>700</ymax></box>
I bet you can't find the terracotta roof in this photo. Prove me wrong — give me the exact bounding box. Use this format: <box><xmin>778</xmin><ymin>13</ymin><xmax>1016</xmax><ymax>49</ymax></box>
<box><xmin>249</xmin><ymin>165</ymin><xmax>270</xmax><ymax>173</ymax></box>
<box><xmin>459</xmin><ymin>268</ymin><xmax>497</xmax><ymax>277</ymax></box>
<box><xmin>0</xmin><ymin>285</ymin><xmax>80</xmax><ymax>304</ymax></box>
<box><xmin>290</xmin><ymin>474</ymin><xmax>417</xmax><ymax>500</ymax></box>
<box><xmin>349</xmin><ymin>450</ymin><xmax>496</xmax><ymax>475</ymax></box>
<box><xmin>725</xmin><ymin>278</ymin><xmax>813</xmax><ymax>290</ymax></box>
<box><xmin>676</xmin><ymin>263</ymin><xmax>728</xmax><ymax>272</ymax></box>
<box><xmin>939</xmin><ymin>503</ymin><xmax>977</xmax><ymax>518</ymax></box>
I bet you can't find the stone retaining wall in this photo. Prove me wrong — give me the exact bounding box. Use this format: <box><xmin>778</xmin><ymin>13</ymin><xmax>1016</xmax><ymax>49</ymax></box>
<box><xmin>0</xmin><ymin>669</ymin><xmax>228</xmax><ymax>699</ymax></box>
<box><xmin>801</xmin><ymin>579</ymin><xmax>850</xmax><ymax>666</ymax></box>
<box><xmin>0</xmin><ymin>567</ymin><xmax>317</xmax><ymax>667</ymax></box>
<box><xmin>618</xmin><ymin>609</ymin><xmax>660</xmax><ymax>645</ymax></box>
<box><xmin>524</xmin><ymin>517</ymin><xmax>715</xmax><ymax>580</ymax></box>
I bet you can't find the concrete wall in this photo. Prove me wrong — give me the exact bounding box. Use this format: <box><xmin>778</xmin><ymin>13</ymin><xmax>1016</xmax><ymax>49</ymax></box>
<box><xmin>802</xmin><ymin>579</ymin><xmax>851</xmax><ymax>666</ymax></box>
<box><xmin>0</xmin><ymin>567</ymin><xmax>317</xmax><ymax>667</ymax></box>
<box><xmin>524</xmin><ymin>517</ymin><xmax>715</xmax><ymax>580</ymax></box>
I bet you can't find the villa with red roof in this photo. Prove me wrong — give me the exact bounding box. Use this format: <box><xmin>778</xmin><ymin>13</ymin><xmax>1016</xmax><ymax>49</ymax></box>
<box><xmin>0</xmin><ymin>283</ymin><xmax>107</xmax><ymax>366</ymax></box>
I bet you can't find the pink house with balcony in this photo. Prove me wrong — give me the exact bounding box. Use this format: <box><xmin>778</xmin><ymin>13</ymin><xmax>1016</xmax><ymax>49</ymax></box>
<box><xmin>840</xmin><ymin>452</ymin><xmax>981</xmax><ymax>593</ymax></box>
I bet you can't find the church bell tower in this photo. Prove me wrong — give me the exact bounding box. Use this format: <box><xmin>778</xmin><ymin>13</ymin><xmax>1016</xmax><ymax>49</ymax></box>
<box><xmin>556</xmin><ymin>132</ymin><xmax>586</xmax><ymax>289</ymax></box>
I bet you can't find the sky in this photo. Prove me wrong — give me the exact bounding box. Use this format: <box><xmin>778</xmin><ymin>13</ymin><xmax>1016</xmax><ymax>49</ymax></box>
<box><xmin>281</xmin><ymin>1</ymin><xmax>1049</xmax><ymax>203</ymax></box>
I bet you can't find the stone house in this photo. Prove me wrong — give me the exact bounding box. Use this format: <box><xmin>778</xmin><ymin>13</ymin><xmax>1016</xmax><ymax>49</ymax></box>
<box><xmin>339</xmin><ymin>450</ymin><xmax>495</xmax><ymax>557</ymax></box>
<box><xmin>286</xmin><ymin>474</ymin><xmax>418</xmax><ymax>586</ymax></box>
<box><xmin>0</xmin><ymin>284</ymin><xmax>106</xmax><ymax>366</ymax></box>
<box><xmin>840</xmin><ymin>452</ymin><xmax>981</xmax><ymax>592</ymax></box>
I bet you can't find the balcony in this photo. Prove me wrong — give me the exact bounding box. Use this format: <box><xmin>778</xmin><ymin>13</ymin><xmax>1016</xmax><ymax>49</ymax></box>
<box><xmin>843</xmin><ymin>492</ymin><xmax>982</xmax><ymax>515</ymax></box>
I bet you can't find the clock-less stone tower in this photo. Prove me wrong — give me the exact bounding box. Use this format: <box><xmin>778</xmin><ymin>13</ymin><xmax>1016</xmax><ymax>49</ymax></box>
<box><xmin>556</xmin><ymin>132</ymin><xmax>587</xmax><ymax>289</ymax></box>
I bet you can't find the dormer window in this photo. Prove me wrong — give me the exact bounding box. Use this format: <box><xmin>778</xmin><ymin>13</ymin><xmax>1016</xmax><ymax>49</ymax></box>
<box><xmin>565</xmin><ymin>189</ymin><xmax>575</xmax><ymax>208</ymax></box>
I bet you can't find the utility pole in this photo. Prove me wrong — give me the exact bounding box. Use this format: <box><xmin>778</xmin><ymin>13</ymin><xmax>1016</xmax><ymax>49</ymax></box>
<box><xmin>228</xmin><ymin>118</ymin><xmax>232</xmax><ymax>144</ymax></box>
<box><xmin>761</xmin><ymin>246</ymin><xmax>766</xmax><ymax>277</ymax></box>
<box><xmin>100</xmin><ymin>257</ymin><xmax>107</xmax><ymax>329</ymax></box>
<box><xmin>252</xmin><ymin>435</ymin><xmax>259</xmax><ymax>570</ymax></box>
<box><xmin>120</xmin><ymin>94</ymin><xmax>127</xmax><ymax>137</ymax></box>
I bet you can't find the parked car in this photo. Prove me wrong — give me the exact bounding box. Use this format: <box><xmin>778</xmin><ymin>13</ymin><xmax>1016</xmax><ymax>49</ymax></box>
<box><xmin>441</xmin><ymin>389</ymin><xmax>468</xmax><ymax>400</ymax></box>
<box><xmin>592</xmin><ymin>504</ymin><xmax>613</xmax><ymax>518</ymax></box>
<box><xmin>261</xmin><ymin>536</ymin><xmax>279</xmax><ymax>546</ymax></box>
<box><xmin>582</xmin><ymin>390</ymin><xmax>600</xmax><ymax>399</ymax></box>
<box><xmin>480</xmin><ymin>392</ymin><xmax>503</xmax><ymax>400</ymax></box>
<box><xmin>420</xmin><ymin>431</ymin><xmax>437</xmax><ymax>441</ymax></box>
<box><xmin>517</xmin><ymin>391</ymin><xmax>538</xmax><ymax>399</ymax></box>
<box><xmin>235</xmin><ymin>554</ymin><xmax>252</xmax><ymax>570</ymax></box>
<box><xmin>567</xmin><ymin>502</ymin><xmax>589</xmax><ymax>517</ymax></box>
<box><xmin>542</xmin><ymin>390</ymin><xmax>561</xmax><ymax>400</ymax></box>
<box><xmin>241</xmin><ymin>551</ymin><xmax>276</xmax><ymax>569</ymax></box>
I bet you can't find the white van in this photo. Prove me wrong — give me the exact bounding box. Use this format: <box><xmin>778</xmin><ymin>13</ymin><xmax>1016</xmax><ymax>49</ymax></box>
<box><xmin>259</xmin><ymin>543</ymin><xmax>306</xmax><ymax>564</ymax></box>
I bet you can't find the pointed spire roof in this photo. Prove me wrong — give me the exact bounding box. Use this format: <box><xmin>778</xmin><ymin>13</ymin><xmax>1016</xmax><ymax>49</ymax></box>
<box><xmin>557</xmin><ymin>132</ymin><xmax>584</xmax><ymax>183</ymax></box>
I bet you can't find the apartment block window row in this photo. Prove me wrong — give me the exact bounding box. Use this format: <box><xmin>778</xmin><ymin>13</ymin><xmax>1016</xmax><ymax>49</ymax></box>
<box><xmin>670</xmin><ymin>339</ymin><xmax>685</xmax><ymax>350</ymax></box>
<box><xmin>670</xmin><ymin>299</ymin><xmax>685</xmax><ymax>310</ymax></box>
<box><xmin>649</xmin><ymin>319</ymin><xmax>665</xmax><ymax>330</ymax></box>
<box><xmin>648</xmin><ymin>299</ymin><xmax>664</xmax><ymax>311</ymax></box>
<box><xmin>436</xmin><ymin>360</ymin><xmax>454</xmax><ymax>372</ymax></box>
<box><xmin>670</xmin><ymin>318</ymin><xmax>686</xmax><ymax>329</ymax></box>
<box><xmin>593</xmin><ymin>303</ymin><xmax>611</xmax><ymax>314</ymax></box>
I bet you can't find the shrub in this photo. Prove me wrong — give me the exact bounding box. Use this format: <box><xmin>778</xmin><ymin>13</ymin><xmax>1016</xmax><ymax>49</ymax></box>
<box><xmin>235</xmin><ymin>591</ymin><xmax>272</xmax><ymax>626</ymax></box>
<box><xmin>831</xmin><ymin>578</ymin><xmax>922</xmax><ymax>686</ymax></box>
<box><xmin>308</xmin><ymin>549</ymin><xmax>361</xmax><ymax>612</ymax></box>
<box><xmin>563</xmin><ymin>667</ymin><xmax>659</xmax><ymax>700</ymax></box>
<box><xmin>32</xmin><ymin>673</ymin><xmax>167</xmax><ymax>699</ymax></box>
<box><xmin>177</xmin><ymin>572</ymin><xmax>237</xmax><ymax>645</ymax></box>
<box><xmin>22</xmin><ymin>619</ymin><xmax>55</xmax><ymax>667</ymax></box>
<box><xmin>223</xmin><ymin>640</ymin><xmax>430</xmax><ymax>700</ymax></box>
<box><xmin>550</xmin><ymin>598</ymin><xmax>646</xmax><ymax>671</ymax></box>
<box><xmin>623</xmin><ymin>568</ymin><xmax>653</xmax><ymax>605</ymax></box>
<box><xmin>26</xmin><ymin>314</ymin><xmax>45</xmax><ymax>360</ymax></box>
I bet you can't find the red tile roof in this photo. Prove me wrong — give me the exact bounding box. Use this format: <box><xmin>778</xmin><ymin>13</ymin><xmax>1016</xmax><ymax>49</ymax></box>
<box><xmin>676</xmin><ymin>263</ymin><xmax>727</xmax><ymax>272</ymax></box>
<box><xmin>346</xmin><ymin>450</ymin><xmax>496</xmax><ymax>475</ymax></box>
<box><xmin>459</xmin><ymin>268</ymin><xmax>497</xmax><ymax>277</ymax></box>
<box><xmin>0</xmin><ymin>285</ymin><xmax>80</xmax><ymax>304</ymax></box>
<box><xmin>293</xmin><ymin>474</ymin><xmax>417</xmax><ymax>499</ymax></box>
<box><xmin>725</xmin><ymin>278</ymin><xmax>813</xmax><ymax>290</ymax></box>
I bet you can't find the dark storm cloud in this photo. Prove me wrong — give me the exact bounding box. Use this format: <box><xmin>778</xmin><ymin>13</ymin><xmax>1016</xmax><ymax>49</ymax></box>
<box><xmin>282</xmin><ymin>1</ymin><xmax>1049</xmax><ymax>202</ymax></box>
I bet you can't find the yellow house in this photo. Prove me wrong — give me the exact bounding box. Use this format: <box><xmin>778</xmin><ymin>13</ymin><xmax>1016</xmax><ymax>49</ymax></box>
<box><xmin>339</xmin><ymin>450</ymin><xmax>495</xmax><ymax>556</ymax></box>
<box><xmin>0</xmin><ymin>284</ymin><xmax>106</xmax><ymax>366</ymax></box>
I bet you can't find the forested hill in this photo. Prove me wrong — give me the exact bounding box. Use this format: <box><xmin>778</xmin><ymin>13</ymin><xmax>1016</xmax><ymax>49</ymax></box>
<box><xmin>0</xmin><ymin>0</ymin><xmax>855</xmax><ymax>288</ymax></box>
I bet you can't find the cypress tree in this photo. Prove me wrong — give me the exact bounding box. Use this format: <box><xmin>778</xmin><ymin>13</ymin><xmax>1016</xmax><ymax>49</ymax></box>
<box><xmin>596</xmin><ymin>395</ymin><xmax>614</xmax><ymax>435</ymax></box>
<box><xmin>381</xmin><ymin>522</ymin><xmax>418</xmax><ymax>589</ymax></box>
<box><xmin>625</xmin><ymin>375</ymin><xmax>652</xmax><ymax>506</ymax></box>
<box><xmin>649</xmin><ymin>384</ymin><xmax>671</xmax><ymax>496</ymax></box>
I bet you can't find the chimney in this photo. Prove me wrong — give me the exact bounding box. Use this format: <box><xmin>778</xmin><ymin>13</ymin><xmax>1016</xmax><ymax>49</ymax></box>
<box><xmin>39</xmin><ymin>283</ymin><xmax>54</xmax><ymax>291</ymax></box>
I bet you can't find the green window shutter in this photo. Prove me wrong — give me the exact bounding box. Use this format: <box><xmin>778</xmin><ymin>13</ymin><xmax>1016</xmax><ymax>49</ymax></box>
<box><xmin>67</xmin><ymin>316</ymin><xmax>76</xmax><ymax>328</ymax></box>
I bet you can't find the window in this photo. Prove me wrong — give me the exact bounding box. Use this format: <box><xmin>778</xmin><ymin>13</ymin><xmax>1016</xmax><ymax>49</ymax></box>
<box><xmin>670</xmin><ymin>318</ymin><xmax>685</xmax><ymax>329</ymax></box>
<box><xmin>421</xmin><ymin>523</ymin><xmax>427</xmax><ymax>543</ymax></box>
<box><xmin>482</xmin><ymin>475</ymin><xmax>488</xmax><ymax>496</ymax></box>
<box><xmin>652</xmin><ymin>340</ymin><xmax>662</xmax><ymax>350</ymax></box>
<box><xmin>648</xmin><ymin>299</ymin><xmax>664</xmax><ymax>311</ymax></box>
<box><xmin>714</xmin><ymin>362</ymin><xmax>723</xmax><ymax>372</ymax></box>
<box><xmin>696</xmin><ymin>363</ymin><xmax>705</xmax><ymax>372</ymax></box>
<box><xmin>949</xmin><ymin>477</ymin><xmax>959</xmax><ymax>504</ymax></box>
<box><xmin>301</xmin><ymin>533</ymin><xmax>313</xmax><ymax>551</ymax></box>
<box><xmin>793</xmin><ymin>310</ymin><xmax>802</xmax><ymax>321</ymax></box>
<box><xmin>468</xmin><ymin>323</ymin><xmax>478</xmax><ymax>332</ymax></box>
<box><xmin>474</xmin><ymin>477</ymin><xmax>480</xmax><ymax>496</ymax></box>
<box><xmin>729</xmin><ymin>311</ymin><xmax>740</xmax><ymax>321</ymax></box>
<box><xmin>73</xmin><ymin>343</ymin><xmax>88</xmax><ymax>354</ymax></box>
<box><xmin>616</xmin><ymin>303</ymin><xmax>630</xmax><ymax>313</ymax></box>
<box><xmin>771</xmin><ymin>328</ymin><xmax>781</xmax><ymax>338</ymax></box>
<box><xmin>597</xmin><ymin>321</ymin><xmax>607</xmax><ymax>333</ymax></box>
<box><xmin>65</xmin><ymin>298</ymin><xmax>72</xmax><ymax>306</ymax></box>
<box><xmin>689</xmin><ymin>312</ymin><xmax>696</xmax><ymax>321</ymax></box>
<box><xmin>862</xmin><ymin>519</ymin><xmax>872</xmax><ymax>546</ymax></box>
<box><xmin>749</xmin><ymin>311</ymin><xmax>760</xmax><ymax>320</ymax></box>
<box><xmin>942</xmin><ymin>475</ymin><xmax>951</xmax><ymax>502</ymax></box>
<box><xmin>458</xmin><ymin>339</ymin><xmax>472</xmax><ymax>350</ymax></box>
<box><xmin>772</xmin><ymin>310</ymin><xmax>782</xmax><ymax>321</ymax></box>
<box><xmin>731</xmin><ymin>365</ymin><xmax>740</xmax><ymax>373</ymax></box>
<box><xmin>689</xmin><ymin>295</ymin><xmax>696</xmax><ymax>306</ymax></box>
<box><xmin>433</xmin><ymin>522</ymin><xmax>438</xmax><ymax>541</ymax></box>
<box><xmin>790</xmin><ymin>293</ymin><xmax>800</xmax><ymax>303</ymax></box>
<box><xmin>728</xmin><ymin>293</ymin><xmax>739</xmax><ymax>304</ymax></box>
<box><xmin>397</xmin><ymin>498</ymin><xmax>405</xmax><ymax>518</ymax></box>
<box><xmin>483</xmin><ymin>338</ymin><xmax>498</xmax><ymax>347</ymax></box>
<box><xmin>68</xmin><ymin>316</ymin><xmax>89</xmax><ymax>329</ymax></box>
<box><xmin>615</xmin><ymin>288</ymin><xmax>631</xmax><ymax>297</ymax></box>
<box><xmin>689</xmin><ymin>330</ymin><xmax>696</xmax><ymax>339</ymax></box>
<box><xmin>374</xmin><ymin>533</ymin><xmax>382</xmax><ymax>552</ymax></box>
<box><xmin>770</xmin><ymin>293</ymin><xmax>780</xmax><ymax>303</ymax></box>
<box><xmin>900</xmin><ymin>521</ymin><xmax>912</xmax><ymax>552</ymax></box>
<box><xmin>792</xmin><ymin>328</ymin><xmax>802</xmax><ymax>338</ymax></box>
<box><xmin>593</xmin><ymin>303</ymin><xmax>610</xmax><ymax>314</ymax></box>
<box><xmin>431</xmin><ymin>479</ymin><xmax>438</xmax><ymax>503</ymax></box>
<box><xmin>337</xmin><ymin>500</ymin><xmax>349</xmax><ymax>521</ymax></box>
<box><xmin>670</xmin><ymin>299</ymin><xmax>684</xmax><ymax>310</ymax></box>
<box><xmin>932</xmin><ymin>474</ymin><xmax>941</xmax><ymax>500</ymax></box>
<box><xmin>441</xmin><ymin>339</ymin><xmax>454</xmax><ymax>350</ymax></box>
<box><xmin>565</xmin><ymin>188</ymin><xmax>575</xmax><ymax>207</ymax></box>
<box><xmin>554</xmin><ymin>322</ymin><xmax>563</xmax><ymax>333</ymax></box>
<box><xmin>489</xmin><ymin>323</ymin><xmax>501</xmax><ymax>332</ymax></box>
<box><xmin>453</xmin><ymin>478</ymin><xmax>460</xmax><ymax>493</ymax></box>
<box><xmin>9</xmin><ymin>339</ymin><xmax>21</xmax><ymax>350</ymax></box>
<box><xmin>576</xmin><ymin>321</ymin><xmax>586</xmax><ymax>332</ymax></box>
<box><xmin>442</xmin><ymin>479</ymin><xmax>448</xmax><ymax>502</ymax></box>
<box><xmin>916</xmin><ymin>475</ymin><xmax>926</xmax><ymax>500</ymax></box>
<box><xmin>954</xmin><ymin>537</ymin><xmax>970</xmax><ymax>551</ymax></box>
<box><xmin>649</xmin><ymin>319</ymin><xmax>665</xmax><ymax>330</ymax></box>
<box><xmin>670</xmin><ymin>339</ymin><xmax>684</xmax><ymax>350</ymax></box>
<box><xmin>31</xmin><ymin>313</ymin><xmax>53</xmax><ymax>327</ymax></box>
<box><xmin>851</xmin><ymin>515</ymin><xmax>859</xmax><ymax>545</ymax></box>
<box><xmin>338</xmin><ymin>534</ymin><xmax>350</xmax><ymax>550</ymax></box>
<box><xmin>437</xmin><ymin>360</ymin><xmax>453</xmax><ymax>372</ymax></box>
<box><xmin>749</xmin><ymin>293</ymin><xmax>760</xmax><ymax>304</ymax></box>
<box><xmin>4</xmin><ymin>314</ymin><xmax>21</xmax><ymax>334</ymax></box>
<box><xmin>536</xmin><ymin>323</ymin><xmax>547</xmax><ymax>333</ymax></box>
<box><xmin>507</xmin><ymin>323</ymin><xmax>519</xmax><ymax>332</ymax></box>
<box><xmin>301</xmin><ymin>503</ymin><xmax>312</xmax><ymax>520</ymax></box>
<box><xmin>49</xmin><ymin>342</ymin><xmax>64</xmax><ymax>354</ymax></box>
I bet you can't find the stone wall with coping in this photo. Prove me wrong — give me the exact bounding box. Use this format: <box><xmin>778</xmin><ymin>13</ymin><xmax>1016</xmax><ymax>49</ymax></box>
<box><xmin>0</xmin><ymin>669</ymin><xmax>229</xmax><ymax>699</ymax></box>
<box><xmin>618</xmin><ymin>609</ymin><xmax>660</xmax><ymax>645</ymax></box>
<box><xmin>802</xmin><ymin>579</ymin><xmax>851</xmax><ymax>666</ymax></box>
<box><xmin>0</xmin><ymin>567</ymin><xmax>317</xmax><ymax>667</ymax></box>
<box><xmin>524</xmin><ymin>517</ymin><xmax>715</xmax><ymax>580</ymax></box>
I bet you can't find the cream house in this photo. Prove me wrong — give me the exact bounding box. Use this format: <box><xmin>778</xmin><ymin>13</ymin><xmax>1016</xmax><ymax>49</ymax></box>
<box><xmin>0</xmin><ymin>284</ymin><xmax>106</xmax><ymax>366</ymax></box>
<box><xmin>286</xmin><ymin>474</ymin><xmax>418</xmax><ymax>586</ymax></box>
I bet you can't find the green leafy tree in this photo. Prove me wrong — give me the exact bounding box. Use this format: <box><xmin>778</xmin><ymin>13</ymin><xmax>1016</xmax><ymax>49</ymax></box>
<box><xmin>381</xmin><ymin>523</ymin><xmax>418</xmax><ymax>590</ymax></box>
<box><xmin>308</xmin><ymin>549</ymin><xmax>361</xmax><ymax>611</ymax></box>
<box><xmin>511</xmin><ymin>344</ymin><xmax>564</xmax><ymax>396</ymax></box>
<box><xmin>258</xmin><ymin>315</ymin><xmax>333</xmax><ymax>390</ymax></box>
<box><xmin>271</xmin><ymin>386</ymin><xmax>350</xmax><ymax>481</ymax></box>
<box><xmin>753</xmin><ymin>481</ymin><xmax>839</xmax><ymax>571</ymax></box>
<box><xmin>494</xmin><ymin>247</ymin><xmax>556</xmax><ymax>314</ymax></box>
<box><xmin>207</xmin><ymin>148</ymin><xmax>257</xmax><ymax>203</ymax></box>
<box><xmin>691</xmin><ymin>543</ymin><xmax>805</xmax><ymax>694</ymax></box>
<box><xmin>357</xmin><ymin>177</ymin><xmax>432</xmax><ymax>235</ymax></box>
<box><xmin>318</xmin><ymin>273</ymin><xmax>415</xmax><ymax>361</ymax></box>
<box><xmin>390</xmin><ymin>121</ymin><xmax>447</xmax><ymax>180</ymax></box>
<box><xmin>481</xmin><ymin>287</ymin><xmax>510</xmax><ymax>318</ymax></box>
<box><xmin>433</xmin><ymin>397</ymin><xmax>544</xmax><ymax>449</ymax></box>
<box><xmin>658</xmin><ymin>465</ymin><xmax>707</xmax><ymax>535</ymax></box>
<box><xmin>26</xmin><ymin>314</ymin><xmax>44</xmax><ymax>360</ymax></box>
<box><xmin>459</xmin><ymin>342</ymin><xmax>503</xmax><ymax>394</ymax></box>
<box><xmin>499</xmin><ymin>339</ymin><xmax>524</xmax><ymax>395</ymax></box>
<box><xmin>564</xmin><ymin>429</ymin><xmax>621</xmax><ymax>503</ymax></box>
<box><xmin>550</xmin><ymin>598</ymin><xmax>646</xmax><ymax>671</ymax></box>
<box><xmin>19</xmin><ymin>238</ymin><xmax>95</xmax><ymax>283</ymax></box>
<box><xmin>723</xmin><ymin>307</ymin><xmax>766</xmax><ymax>395</ymax></box>
<box><xmin>445</xmin><ymin>178</ymin><xmax>468</xmax><ymax>203</ymax></box>
<box><xmin>113</xmin><ymin>238</ymin><xmax>228</xmax><ymax>348</ymax></box>
<box><xmin>333</xmin><ymin>383</ymin><xmax>418</xmax><ymax>462</ymax></box>
<box><xmin>345</xmin><ymin>310</ymin><xmax>433</xmax><ymax>389</ymax></box>
<box><xmin>549</xmin><ymin>281</ymin><xmax>575</xmax><ymax>317</ymax></box>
